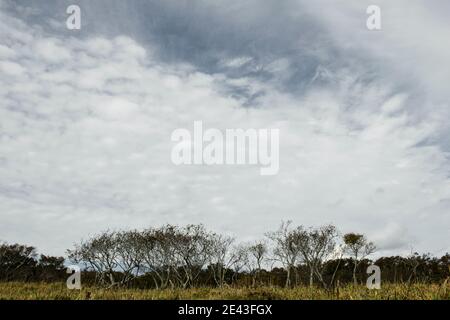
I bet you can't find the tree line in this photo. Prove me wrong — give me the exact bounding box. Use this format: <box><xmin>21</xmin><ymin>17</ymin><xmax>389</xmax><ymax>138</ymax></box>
<box><xmin>1</xmin><ymin>222</ymin><xmax>449</xmax><ymax>289</ymax></box>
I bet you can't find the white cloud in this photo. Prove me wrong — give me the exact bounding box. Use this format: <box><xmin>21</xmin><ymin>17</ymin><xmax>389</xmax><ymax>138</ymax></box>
<box><xmin>33</xmin><ymin>38</ymin><xmax>72</xmax><ymax>63</ymax></box>
<box><xmin>0</xmin><ymin>1</ymin><xmax>449</xmax><ymax>257</ymax></box>
<box><xmin>0</xmin><ymin>60</ymin><xmax>25</xmax><ymax>76</ymax></box>
<box><xmin>92</xmin><ymin>97</ymin><xmax>140</xmax><ymax>121</ymax></box>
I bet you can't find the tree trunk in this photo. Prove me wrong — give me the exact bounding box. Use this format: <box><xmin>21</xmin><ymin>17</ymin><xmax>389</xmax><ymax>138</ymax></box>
<box><xmin>285</xmin><ymin>267</ymin><xmax>291</xmax><ymax>288</ymax></box>
<box><xmin>352</xmin><ymin>261</ymin><xmax>358</xmax><ymax>286</ymax></box>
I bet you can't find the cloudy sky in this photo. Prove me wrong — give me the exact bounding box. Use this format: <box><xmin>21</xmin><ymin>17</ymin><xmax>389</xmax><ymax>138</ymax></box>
<box><xmin>0</xmin><ymin>0</ymin><xmax>449</xmax><ymax>257</ymax></box>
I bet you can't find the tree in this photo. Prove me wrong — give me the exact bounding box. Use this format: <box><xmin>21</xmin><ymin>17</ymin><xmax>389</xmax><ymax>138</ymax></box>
<box><xmin>297</xmin><ymin>225</ymin><xmax>340</xmax><ymax>288</ymax></box>
<box><xmin>137</xmin><ymin>225</ymin><xmax>178</xmax><ymax>289</ymax></box>
<box><xmin>0</xmin><ymin>243</ymin><xmax>37</xmax><ymax>281</ymax></box>
<box><xmin>170</xmin><ymin>224</ymin><xmax>213</xmax><ymax>288</ymax></box>
<box><xmin>266</xmin><ymin>221</ymin><xmax>302</xmax><ymax>288</ymax></box>
<box><xmin>230</xmin><ymin>244</ymin><xmax>249</xmax><ymax>285</ymax></box>
<box><xmin>38</xmin><ymin>255</ymin><xmax>65</xmax><ymax>281</ymax></box>
<box><xmin>67</xmin><ymin>230</ymin><xmax>141</xmax><ymax>288</ymax></box>
<box><xmin>247</xmin><ymin>241</ymin><xmax>268</xmax><ymax>286</ymax></box>
<box><xmin>208</xmin><ymin>235</ymin><xmax>249</xmax><ymax>287</ymax></box>
<box><xmin>208</xmin><ymin>234</ymin><xmax>239</xmax><ymax>287</ymax></box>
<box><xmin>343</xmin><ymin>233</ymin><xmax>376</xmax><ymax>285</ymax></box>
<box><xmin>114</xmin><ymin>230</ymin><xmax>143</xmax><ymax>286</ymax></box>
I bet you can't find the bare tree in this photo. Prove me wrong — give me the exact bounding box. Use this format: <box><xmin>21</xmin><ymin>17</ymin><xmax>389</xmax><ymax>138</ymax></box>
<box><xmin>114</xmin><ymin>230</ymin><xmax>143</xmax><ymax>286</ymax></box>
<box><xmin>68</xmin><ymin>231</ymin><xmax>119</xmax><ymax>287</ymax></box>
<box><xmin>137</xmin><ymin>226</ymin><xmax>178</xmax><ymax>289</ymax></box>
<box><xmin>208</xmin><ymin>235</ymin><xmax>250</xmax><ymax>287</ymax></box>
<box><xmin>247</xmin><ymin>241</ymin><xmax>268</xmax><ymax>286</ymax></box>
<box><xmin>343</xmin><ymin>233</ymin><xmax>376</xmax><ymax>285</ymax></box>
<box><xmin>68</xmin><ymin>230</ymin><xmax>142</xmax><ymax>288</ymax></box>
<box><xmin>171</xmin><ymin>224</ymin><xmax>213</xmax><ymax>288</ymax></box>
<box><xmin>230</xmin><ymin>244</ymin><xmax>249</xmax><ymax>285</ymax></box>
<box><xmin>209</xmin><ymin>234</ymin><xmax>239</xmax><ymax>287</ymax></box>
<box><xmin>297</xmin><ymin>225</ymin><xmax>340</xmax><ymax>288</ymax></box>
<box><xmin>266</xmin><ymin>221</ymin><xmax>302</xmax><ymax>288</ymax></box>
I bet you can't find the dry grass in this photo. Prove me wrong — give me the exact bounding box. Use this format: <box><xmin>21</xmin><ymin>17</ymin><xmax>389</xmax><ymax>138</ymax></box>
<box><xmin>0</xmin><ymin>282</ymin><xmax>448</xmax><ymax>300</ymax></box>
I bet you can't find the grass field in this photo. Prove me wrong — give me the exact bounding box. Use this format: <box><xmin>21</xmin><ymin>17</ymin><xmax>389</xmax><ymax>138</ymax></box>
<box><xmin>0</xmin><ymin>282</ymin><xmax>448</xmax><ymax>300</ymax></box>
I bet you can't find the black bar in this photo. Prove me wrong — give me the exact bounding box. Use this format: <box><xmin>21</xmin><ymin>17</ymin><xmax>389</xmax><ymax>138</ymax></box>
<box><xmin>0</xmin><ymin>300</ymin><xmax>446</xmax><ymax>319</ymax></box>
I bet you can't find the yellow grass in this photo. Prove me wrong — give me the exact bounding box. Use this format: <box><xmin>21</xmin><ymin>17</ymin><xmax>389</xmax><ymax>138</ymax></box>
<box><xmin>0</xmin><ymin>282</ymin><xmax>448</xmax><ymax>300</ymax></box>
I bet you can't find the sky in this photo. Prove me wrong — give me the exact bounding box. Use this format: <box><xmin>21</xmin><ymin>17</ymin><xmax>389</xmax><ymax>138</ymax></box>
<box><xmin>0</xmin><ymin>0</ymin><xmax>449</xmax><ymax>257</ymax></box>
